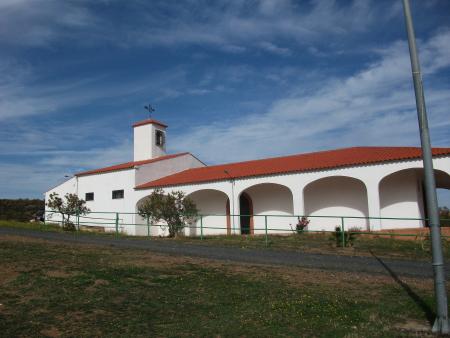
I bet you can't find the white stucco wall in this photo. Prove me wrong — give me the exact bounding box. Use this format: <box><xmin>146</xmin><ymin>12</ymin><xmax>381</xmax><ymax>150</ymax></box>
<box><xmin>77</xmin><ymin>169</ymin><xmax>136</xmax><ymax>233</ymax></box>
<box><xmin>379</xmin><ymin>169</ymin><xmax>425</xmax><ymax>229</ymax></box>
<box><xmin>45</xmin><ymin>169</ymin><xmax>137</xmax><ymax>234</ymax></box>
<box><xmin>242</xmin><ymin>183</ymin><xmax>295</xmax><ymax>234</ymax></box>
<box><xmin>133</xmin><ymin>210</ymin><xmax>164</xmax><ymax>237</ymax></box>
<box><xmin>187</xmin><ymin>189</ymin><xmax>229</xmax><ymax>236</ymax></box>
<box><xmin>135</xmin><ymin>154</ymin><xmax>205</xmax><ymax>186</ymax></box>
<box><xmin>134</xmin><ymin>123</ymin><xmax>166</xmax><ymax>161</ymax></box>
<box><xmin>304</xmin><ymin>176</ymin><xmax>369</xmax><ymax>231</ymax></box>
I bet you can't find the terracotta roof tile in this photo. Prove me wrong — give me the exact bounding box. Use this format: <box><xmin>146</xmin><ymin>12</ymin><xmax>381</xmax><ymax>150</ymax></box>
<box><xmin>135</xmin><ymin>146</ymin><xmax>450</xmax><ymax>189</ymax></box>
<box><xmin>76</xmin><ymin>152</ymin><xmax>189</xmax><ymax>177</ymax></box>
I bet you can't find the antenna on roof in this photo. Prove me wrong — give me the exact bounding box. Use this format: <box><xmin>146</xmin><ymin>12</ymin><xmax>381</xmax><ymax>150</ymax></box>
<box><xmin>144</xmin><ymin>104</ymin><xmax>155</xmax><ymax>118</ymax></box>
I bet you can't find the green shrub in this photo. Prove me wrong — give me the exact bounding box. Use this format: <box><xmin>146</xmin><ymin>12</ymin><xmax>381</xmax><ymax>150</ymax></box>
<box><xmin>333</xmin><ymin>226</ymin><xmax>361</xmax><ymax>247</ymax></box>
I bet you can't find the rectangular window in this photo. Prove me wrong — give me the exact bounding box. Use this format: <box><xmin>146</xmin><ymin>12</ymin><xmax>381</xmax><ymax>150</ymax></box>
<box><xmin>112</xmin><ymin>189</ymin><xmax>124</xmax><ymax>199</ymax></box>
<box><xmin>155</xmin><ymin>130</ymin><xmax>165</xmax><ymax>146</ymax></box>
<box><xmin>85</xmin><ymin>192</ymin><xmax>94</xmax><ymax>201</ymax></box>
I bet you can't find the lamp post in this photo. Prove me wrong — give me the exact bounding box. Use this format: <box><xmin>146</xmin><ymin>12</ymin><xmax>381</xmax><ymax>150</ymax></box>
<box><xmin>402</xmin><ymin>0</ymin><xmax>449</xmax><ymax>333</ymax></box>
<box><xmin>224</xmin><ymin>170</ymin><xmax>236</xmax><ymax>234</ymax></box>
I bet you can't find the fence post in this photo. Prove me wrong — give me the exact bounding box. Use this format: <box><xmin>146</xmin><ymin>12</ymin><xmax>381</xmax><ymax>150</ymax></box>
<box><xmin>341</xmin><ymin>217</ymin><xmax>345</xmax><ymax>247</ymax></box>
<box><xmin>115</xmin><ymin>213</ymin><xmax>119</xmax><ymax>236</ymax></box>
<box><xmin>146</xmin><ymin>215</ymin><xmax>150</xmax><ymax>237</ymax></box>
<box><xmin>265</xmin><ymin>215</ymin><xmax>268</xmax><ymax>247</ymax></box>
<box><xmin>200</xmin><ymin>215</ymin><xmax>203</xmax><ymax>240</ymax></box>
<box><xmin>76</xmin><ymin>211</ymin><xmax>80</xmax><ymax>231</ymax></box>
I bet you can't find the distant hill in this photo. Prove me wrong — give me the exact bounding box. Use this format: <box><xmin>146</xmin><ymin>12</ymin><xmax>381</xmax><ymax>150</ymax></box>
<box><xmin>0</xmin><ymin>199</ymin><xmax>45</xmax><ymax>222</ymax></box>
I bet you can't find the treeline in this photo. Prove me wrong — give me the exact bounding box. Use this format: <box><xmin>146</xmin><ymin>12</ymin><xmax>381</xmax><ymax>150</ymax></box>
<box><xmin>0</xmin><ymin>199</ymin><xmax>45</xmax><ymax>222</ymax></box>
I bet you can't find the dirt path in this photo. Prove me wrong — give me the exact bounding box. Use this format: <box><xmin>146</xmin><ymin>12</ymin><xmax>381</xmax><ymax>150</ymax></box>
<box><xmin>1</xmin><ymin>227</ymin><xmax>447</xmax><ymax>278</ymax></box>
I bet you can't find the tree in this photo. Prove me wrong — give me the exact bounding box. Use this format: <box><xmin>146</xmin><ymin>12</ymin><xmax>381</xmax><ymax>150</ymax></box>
<box><xmin>46</xmin><ymin>193</ymin><xmax>90</xmax><ymax>231</ymax></box>
<box><xmin>137</xmin><ymin>188</ymin><xmax>198</xmax><ymax>238</ymax></box>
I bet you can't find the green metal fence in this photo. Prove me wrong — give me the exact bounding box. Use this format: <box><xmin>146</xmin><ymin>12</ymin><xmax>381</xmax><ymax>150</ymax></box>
<box><xmin>43</xmin><ymin>209</ymin><xmax>450</xmax><ymax>247</ymax></box>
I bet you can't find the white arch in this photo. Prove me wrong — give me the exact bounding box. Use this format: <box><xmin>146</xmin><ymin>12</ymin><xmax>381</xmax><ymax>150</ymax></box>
<box><xmin>379</xmin><ymin>168</ymin><xmax>450</xmax><ymax>229</ymax></box>
<box><xmin>238</xmin><ymin>183</ymin><xmax>295</xmax><ymax>234</ymax></box>
<box><xmin>186</xmin><ymin>189</ymin><xmax>230</xmax><ymax>236</ymax></box>
<box><xmin>303</xmin><ymin>176</ymin><xmax>369</xmax><ymax>231</ymax></box>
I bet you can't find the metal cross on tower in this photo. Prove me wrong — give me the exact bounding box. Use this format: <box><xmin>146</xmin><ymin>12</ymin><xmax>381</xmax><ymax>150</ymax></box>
<box><xmin>144</xmin><ymin>104</ymin><xmax>155</xmax><ymax>118</ymax></box>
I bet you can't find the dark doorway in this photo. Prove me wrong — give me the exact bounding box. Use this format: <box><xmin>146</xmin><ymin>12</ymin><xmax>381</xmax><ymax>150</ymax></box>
<box><xmin>239</xmin><ymin>193</ymin><xmax>253</xmax><ymax>235</ymax></box>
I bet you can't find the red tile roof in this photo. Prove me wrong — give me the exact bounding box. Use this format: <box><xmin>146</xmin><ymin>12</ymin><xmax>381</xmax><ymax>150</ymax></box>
<box><xmin>135</xmin><ymin>146</ymin><xmax>450</xmax><ymax>189</ymax></box>
<box><xmin>76</xmin><ymin>152</ymin><xmax>189</xmax><ymax>177</ymax></box>
<box><xmin>133</xmin><ymin>119</ymin><xmax>168</xmax><ymax>128</ymax></box>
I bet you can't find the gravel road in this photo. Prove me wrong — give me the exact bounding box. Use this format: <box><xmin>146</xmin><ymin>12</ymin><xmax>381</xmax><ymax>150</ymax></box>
<box><xmin>1</xmin><ymin>227</ymin><xmax>447</xmax><ymax>279</ymax></box>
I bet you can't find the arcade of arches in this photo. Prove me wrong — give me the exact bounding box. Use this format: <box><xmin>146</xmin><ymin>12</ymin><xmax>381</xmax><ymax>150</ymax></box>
<box><xmin>136</xmin><ymin>169</ymin><xmax>450</xmax><ymax>234</ymax></box>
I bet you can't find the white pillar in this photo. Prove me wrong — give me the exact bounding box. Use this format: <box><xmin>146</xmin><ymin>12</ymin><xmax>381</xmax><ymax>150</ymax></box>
<box><xmin>228</xmin><ymin>181</ymin><xmax>239</xmax><ymax>235</ymax></box>
<box><xmin>291</xmin><ymin>186</ymin><xmax>305</xmax><ymax>217</ymax></box>
<box><xmin>366</xmin><ymin>181</ymin><xmax>382</xmax><ymax>231</ymax></box>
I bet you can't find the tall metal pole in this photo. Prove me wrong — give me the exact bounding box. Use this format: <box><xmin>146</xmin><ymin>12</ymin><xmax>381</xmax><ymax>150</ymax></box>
<box><xmin>402</xmin><ymin>0</ymin><xmax>449</xmax><ymax>333</ymax></box>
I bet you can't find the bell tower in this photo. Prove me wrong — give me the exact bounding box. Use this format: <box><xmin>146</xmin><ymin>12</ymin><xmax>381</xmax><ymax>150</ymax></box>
<box><xmin>133</xmin><ymin>119</ymin><xmax>167</xmax><ymax>161</ymax></box>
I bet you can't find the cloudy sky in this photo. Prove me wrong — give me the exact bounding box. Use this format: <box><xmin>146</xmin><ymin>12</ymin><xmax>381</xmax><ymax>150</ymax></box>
<box><xmin>0</xmin><ymin>0</ymin><xmax>449</xmax><ymax>205</ymax></box>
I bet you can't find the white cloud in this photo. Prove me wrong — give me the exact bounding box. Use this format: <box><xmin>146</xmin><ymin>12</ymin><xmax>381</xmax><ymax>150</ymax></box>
<box><xmin>129</xmin><ymin>0</ymin><xmax>397</xmax><ymax>53</ymax></box>
<box><xmin>170</xmin><ymin>30</ymin><xmax>450</xmax><ymax>163</ymax></box>
<box><xmin>39</xmin><ymin>139</ymin><xmax>132</xmax><ymax>170</ymax></box>
<box><xmin>0</xmin><ymin>0</ymin><xmax>98</xmax><ymax>47</ymax></box>
<box><xmin>0</xmin><ymin>62</ymin><xmax>189</xmax><ymax>122</ymax></box>
<box><xmin>0</xmin><ymin>0</ymin><xmax>401</xmax><ymax>54</ymax></box>
<box><xmin>258</xmin><ymin>42</ymin><xmax>292</xmax><ymax>56</ymax></box>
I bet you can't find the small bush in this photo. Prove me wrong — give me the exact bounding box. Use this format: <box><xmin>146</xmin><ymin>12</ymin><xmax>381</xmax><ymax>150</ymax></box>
<box><xmin>347</xmin><ymin>227</ymin><xmax>362</xmax><ymax>246</ymax></box>
<box><xmin>62</xmin><ymin>220</ymin><xmax>76</xmax><ymax>231</ymax></box>
<box><xmin>333</xmin><ymin>226</ymin><xmax>361</xmax><ymax>247</ymax></box>
<box><xmin>295</xmin><ymin>216</ymin><xmax>310</xmax><ymax>234</ymax></box>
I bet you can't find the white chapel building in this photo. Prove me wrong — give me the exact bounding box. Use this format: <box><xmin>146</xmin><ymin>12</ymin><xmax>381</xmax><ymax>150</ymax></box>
<box><xmin>45</xmin><ymin>118</ymin><xmax>450</xmax><ymax>236</ymax></box>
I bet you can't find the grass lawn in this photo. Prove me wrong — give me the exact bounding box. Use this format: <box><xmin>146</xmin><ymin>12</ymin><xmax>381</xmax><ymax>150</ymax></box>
<box><xmin>0</xmin><ymin>235</ymin><xmax>444</xmax><ymax>337</ymax></box>
<box><xmin>1</xmin><ymin>220</ymin><xmax>449</xmax><ymax>261</ymax></box>
<box><xmin>0</xmin><ymin>220</ymin><xmax>63</xmax><ymax>232</ymax></box>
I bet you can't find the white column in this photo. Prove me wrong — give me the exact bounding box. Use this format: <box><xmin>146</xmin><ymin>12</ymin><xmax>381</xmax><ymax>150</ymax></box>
<box><xmin>291</xmin><ymin>186</ymin><xmax>305</xmax><ymax>217</ymax></box>
<box><xmin>228</xmin><ymin>181</ymin><xmax>239</xmax><ymax>235</ymax></box>
<box><xmin>366</xmin><ymin>181</ymin><xmax>382</xmax><ymax>231</ymax></box>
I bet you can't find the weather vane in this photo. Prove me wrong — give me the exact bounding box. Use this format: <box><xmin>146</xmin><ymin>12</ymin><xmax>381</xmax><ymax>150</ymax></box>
<box><xmin>144</xmin><ymin>104</ymin><xmax>155</xmax><ymax>118</ymax></box>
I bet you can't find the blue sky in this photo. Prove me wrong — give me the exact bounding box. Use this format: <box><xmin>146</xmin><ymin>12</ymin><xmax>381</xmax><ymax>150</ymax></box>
<box><xmin>0</xmin><ymin>0</ymin><xmax>449</xmax><ymax>205</ymax></box>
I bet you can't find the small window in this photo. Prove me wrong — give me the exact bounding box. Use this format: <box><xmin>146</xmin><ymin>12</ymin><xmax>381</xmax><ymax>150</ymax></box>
<box><xmin>85</xmin><ymin>192</ymin><xmax>94</xmax><ymax>201</ymax></box>
<box><xmin>155</xmin><ymin>130</ymin><xmax>165</xmax><ymax>146</ymax></box>
<box><xmin>112</xmin><ymin>189</ymin><xmax>124</xmax><ymax>199</ymax></box>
